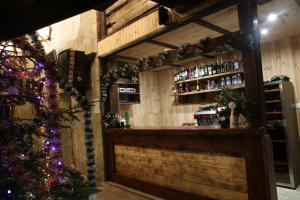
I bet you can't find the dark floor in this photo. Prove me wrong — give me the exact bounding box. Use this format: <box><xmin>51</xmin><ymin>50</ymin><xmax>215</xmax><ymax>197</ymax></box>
<box><xmin>98</xmin><ymin>182</ymin><xmax>300</xmax><ymax>200</ymax></box>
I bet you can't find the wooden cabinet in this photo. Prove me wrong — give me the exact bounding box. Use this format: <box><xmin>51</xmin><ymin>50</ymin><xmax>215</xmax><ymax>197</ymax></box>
<box><xmin>109</xmin><ymin>82</ymin><xmax>140</xmax><ymax>113</ymax></box>
<box><xmin>264</xmin><ymin>81</ymin><xmax>300</xmax><ymax>188</ymax></box>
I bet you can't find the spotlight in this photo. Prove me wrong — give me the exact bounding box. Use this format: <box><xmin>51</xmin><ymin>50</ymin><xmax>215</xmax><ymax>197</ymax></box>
<box><xmin>260</xmin><ymin>28</ymin><xmax>268</xmax><ymax>35</ymax></box>
<box><xmin>267</xmin><ymin>13</ymin><xmax>278</xmax><ymax>22</ymax></box>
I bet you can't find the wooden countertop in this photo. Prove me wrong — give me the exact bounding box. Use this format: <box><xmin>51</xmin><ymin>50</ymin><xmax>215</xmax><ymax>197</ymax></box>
<box><xmin>104</xmin><ymin>126</ymin><xmax>262</xmax><ymax>137</ymax></box>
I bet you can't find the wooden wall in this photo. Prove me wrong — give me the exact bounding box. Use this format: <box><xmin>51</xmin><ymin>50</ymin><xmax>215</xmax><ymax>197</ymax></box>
<box><xmin>105</xmin><ymin>0</ymin><xmax>157</xmax><ymax>34</ymax></box>
<box><xmin>261</xmin><ymin>34</ymin><xmax>300</xmax><ymax>136</ymax></box>
<box><xmin>115</xmin><ymin>144</ymin><xmax>248</xmax><ymax>200</ymax></box>
<box><xmin>98</xmin><ymin>10</ymin><xmax>164</xmax><ymax>57</ymax></box>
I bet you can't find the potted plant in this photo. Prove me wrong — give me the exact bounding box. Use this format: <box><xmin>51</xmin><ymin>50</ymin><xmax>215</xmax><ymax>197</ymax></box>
<box><xmin>216</xmin><ymin>88</ymin><xmax>250</xmax><ymax>128</ymax></box>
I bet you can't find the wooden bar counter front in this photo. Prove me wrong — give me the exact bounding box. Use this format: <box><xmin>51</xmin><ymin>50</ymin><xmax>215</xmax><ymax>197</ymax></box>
<box><xmin>104</xmin><ymin>127</ymin><xmax>276</xmax><ymax>200</ymax></box>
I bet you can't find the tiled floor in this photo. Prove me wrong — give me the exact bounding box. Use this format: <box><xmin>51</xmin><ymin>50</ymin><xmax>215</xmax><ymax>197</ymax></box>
<box><xmin>98</xmin><ymin>182</ymin><xmax>300</xmax><ymax>200</ymax></box>
<box><xmin>277</xmin><ymin>185</ymin><xmax>300</xmax><ymax>200</ymax></box>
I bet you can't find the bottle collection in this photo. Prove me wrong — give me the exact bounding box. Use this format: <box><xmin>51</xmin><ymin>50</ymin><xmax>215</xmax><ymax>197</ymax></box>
<box><xmin>174</xmin><ymin>58</ymin><xmax>244</xmax><ymax>94</ymax></box>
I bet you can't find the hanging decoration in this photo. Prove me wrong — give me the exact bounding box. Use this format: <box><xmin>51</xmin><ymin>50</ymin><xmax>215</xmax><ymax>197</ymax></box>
<box><xmin>194</xmin><ymin>37</ymin><xmax>210</xmax><ymax>56</ymax></box>
<box><xmin>174</xmin><ymin>43</ymin><xmax>190</xmax><ymax>61</ymax></box>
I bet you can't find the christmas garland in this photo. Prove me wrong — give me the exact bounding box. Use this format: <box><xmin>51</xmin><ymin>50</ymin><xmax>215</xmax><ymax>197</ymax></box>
<box><xmin>29</xmin><ymin>33</ymin><xmax>97</xmax><ymax>194</ymax></box>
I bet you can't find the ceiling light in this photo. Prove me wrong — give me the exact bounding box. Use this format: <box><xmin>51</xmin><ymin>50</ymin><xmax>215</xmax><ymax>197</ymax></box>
<box><xmin>260</xmin><ymin>28</ymin><xmax>268</xmax><ymax>35</ymax></box>
<box><xmin>267</xmin><ymin>13</ymin><xmax>278</xmax><ymax>22</ymax></box>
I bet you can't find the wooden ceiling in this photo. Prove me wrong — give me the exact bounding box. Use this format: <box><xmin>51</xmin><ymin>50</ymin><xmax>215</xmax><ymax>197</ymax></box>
<box><xmin>117</xmin><ymin>0</ymin><xmax>300</xmax><ymax>59</ymax></box>
<box><xmin>0</xmin><ymin>0</ymin><xmax>115</xmax><ymax>41</ymax></box>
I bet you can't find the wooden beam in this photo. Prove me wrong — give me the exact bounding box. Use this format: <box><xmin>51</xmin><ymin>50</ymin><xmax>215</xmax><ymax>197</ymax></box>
<box><xmin>147</xmin><ymin>40</ymin><xmax>177</xmax><ymax>49</ymax></box>
<box><xmin>194</xmin><ymin>19</ymin><xmax>231</xmax><ymax>35</ymax></box>
<box><xmin>99</xmin><ymin>0</ymin><xmax>242</xmax><ymax>58</ymax></box>
<box><xmin>238</xmin><ymin>2</ymin><xmax>276</xmax><ymax>200</ymax></box>
<box><xmin>0</xmin><ymin>0</ymin><xmax>115</xmax><ymax>41</ymax></box>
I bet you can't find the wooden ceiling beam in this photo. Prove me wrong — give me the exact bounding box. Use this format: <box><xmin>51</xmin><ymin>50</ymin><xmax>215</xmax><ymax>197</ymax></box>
<box><xmin>147</xmin><ymin>40</ymin><xmax>177</xmax><ymax>49</ymax></box>
<box><xmin>194</xmin><ymin>19</ymin><xmax>231</xmax><ymax>35</ymax></box>
<box><xmin>0</xmin><ymin>0</ymin><xmax>116</xmax><ymax>41</ymax></box>
<box><xmin>101</xmin><ymin>0</ymin><xmax>242</xmax><ymax>58</ymax></box>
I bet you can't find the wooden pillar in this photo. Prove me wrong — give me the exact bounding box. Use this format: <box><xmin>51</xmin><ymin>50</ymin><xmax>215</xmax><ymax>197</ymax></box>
<box><xmin>238</xmin><ymin>0</ymin><xmax>266</xmax><ymax>128</ymax></box>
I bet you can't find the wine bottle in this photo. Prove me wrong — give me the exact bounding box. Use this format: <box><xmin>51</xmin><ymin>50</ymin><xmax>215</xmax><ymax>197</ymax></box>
<box><xmin>196</xmin><ymin>80</ymin><xmax>200</xmax><ymax>91</ymax></box>
<box><xmin>221</xmin><ymin>77</ymin><xmax>225</xmax><ymax>88</ymax></box>
<box><xmin>226</xmin><ymin>76</ymin><xmax>231</xmax><ymax>86</ymax></box>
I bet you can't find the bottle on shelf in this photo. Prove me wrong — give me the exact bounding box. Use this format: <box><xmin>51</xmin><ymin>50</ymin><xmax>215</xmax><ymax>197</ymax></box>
<box><xmin>237</xmin><ymin>73</ymin><xmax>242</xmax><ymax>85</ymax></box>
<box><xmin>208</xmin><ymin>64</ymin><xmax>213</xmax><ymax>76</ymax></box>
<box><xmin>185</xmin><ymin>83</ymin><xmax>190</xmax><ymax>92</ymax></box>
<box><xmin>221</xmin><ymin>77</ymin><xmax>226</xmax><ymax>88</ymax></box>
<box><xmin>226</xmin><ymin>76</ymin><xmax>231</xmax><ymax>86</ymax></box>
<box><xmin>233</xmin><ymin>56</ymin><xmax>240</xmax><ymax>71</ymax></box>
<box><xmin>179</xmin><ymin>83</ymin><xmax>183</xmax><ymax>93</ymax></box>
<box><xmin>232</xmin><ymin>75</ymin><xmax>237</xmax><ymax>85</ymax></box>
<box><xmin>212</xmin><ymin>63</ymin><xmax>217</xmax><ymax>75</ymax></box>
<box><xmin>206</xmin><ymin>80</ymin><xmax>210</xmax><ymax>90</ymax></box>
<box><xmin>196</xmin><ymin>80</ymin><xmax>200</xmax><ymax>91</ymax></box>
<box><xmin>195</xmin><ymin>66</ymin><xmax>199</xmax><ymax>78</ymax></box>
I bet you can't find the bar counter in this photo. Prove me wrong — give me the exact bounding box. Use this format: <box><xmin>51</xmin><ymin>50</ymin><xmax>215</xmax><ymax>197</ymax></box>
<box><xmin>104</xmin><ymin>127</ymin><xmax>276</xmax><ymax>200</ymax></box>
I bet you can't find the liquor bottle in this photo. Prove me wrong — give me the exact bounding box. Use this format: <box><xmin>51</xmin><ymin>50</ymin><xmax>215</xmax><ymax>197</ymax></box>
<box><xmin>233</xmin><ymin>56</ymin><xmax>239</xmax><ymax>71</ymax></box>
<box><xmin>221</xmin><ymin>77</ymin><xmax>226</xmax><ymax>88</ymax></box>
<box><xmin>185</xmin><ymin>83</ymin><xmax>190</xmax><ymax>92</ymax></box>
<box><xmin>232</xmin><ymin>75</ymin><xmax>237</xmax><ymax>85</ymax></box>
<box><xmin>196</xmin><ymin>80</ymin><xmax>200</xmax><ymax>91</ymax></box>
<box><xmin>210</xmin><ymin>80</ymin><xmax>215</xmax><ymax>89</ymax></box>
<box><xmin>194</xmin><ymin>66</ymin><xmax>199</xmax><ymax>78</ymax></box>
<box><xmin>237</xmin><ymin>73</ymin><xmax>242</xmax><ymax>85</ymax></box>
<box><xmin>206</xmin><ymin>80</ymin><xmax>210</xmax><ymax>90</ymax></box>
<box><xmin>208</xmin><ymin>64</ymin><xmax>212</xmax><ymax>76</ymax></box>
<box><xmin>179</xmin><ymin>83</ymin><xmax>183</xmax><ymax>93</ymax></box>
<box><xmin>212</xmin><ymin>63</ymin><xmax>217</xmax><ymax>75</ymax></box>
<box><xmin>189</xmin><ymin>68</ymin><xmax>193</xmax><ymax>79</ymax></box>
<box><xmin>226</xmin><ymin>76</ymin><xmax>231</xmax><ymax>86</ymax></box>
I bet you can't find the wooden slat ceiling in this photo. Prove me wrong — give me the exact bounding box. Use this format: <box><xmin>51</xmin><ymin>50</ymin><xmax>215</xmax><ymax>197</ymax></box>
<box><xmin>117</xmin><ymin>0</ymin><xmax>300</xmax><ymax>59</ymax></box>
<box><xmin>258</xmin><ymin>0</ymin><xmax>300</xmax><ymax>43</ymax></box>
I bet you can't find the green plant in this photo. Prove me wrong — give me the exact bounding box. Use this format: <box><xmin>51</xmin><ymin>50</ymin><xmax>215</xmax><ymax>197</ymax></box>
<box><xmin>216</xmin><ymin>88</ymin><xmax>250</xmax><ymax>119</ymax></box>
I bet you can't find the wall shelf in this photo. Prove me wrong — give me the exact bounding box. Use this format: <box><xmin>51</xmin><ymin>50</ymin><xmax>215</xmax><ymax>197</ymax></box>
<box><xmin>175</xmin><ymin>84</ymin><xmax>245</xmax><ymax>96</ymax></box>
<box><xmin>175</xmin><ymin>70</ymin><xmax>243</xmax><ymax>84</ymax></box>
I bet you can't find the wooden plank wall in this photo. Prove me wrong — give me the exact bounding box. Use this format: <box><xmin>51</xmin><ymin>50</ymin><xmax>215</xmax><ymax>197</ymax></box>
<box><xmin>261</xmin><ymin>34</ymin><xmax>300</xmax><ymax>136</ymax></box>
<box><xmin>98</xmin><ymin>9</ymin><xmax>164</xmax><ymax>57</ymax></box>
<box><xmin>105</xmin><ymin>0</ymin><xmax>157</xmax><ymax>34</ymax></box>
<box><xmin>114</xmin><ymin>144</ymin><xmax>248</xmax><ymax>200</ymax></box>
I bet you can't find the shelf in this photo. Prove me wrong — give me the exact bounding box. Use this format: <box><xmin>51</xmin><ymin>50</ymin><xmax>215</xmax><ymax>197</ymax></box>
<box><xmin>272</xmin><ymin>140</ymin><xmax>286</xmax><ymax>143</ymax></box>
<box><xmin>120</xmin><ymin>102</ymin><xmax>140</xmax><ymax>105</ymax></box>
<box><xmin>175</xmin><ymin>70</ymin><xmax>243</xmax><ymax>84</ymax></box>
<box><xmin>274</xmin><ymin>161</ymin><xmax>288</xmax><ymax>166</ymax></box>
<box><xmin>115</xmin><ymin>83</ymin><xmax>139</xmax><ymax>85</ymax></box>
<box><xmin>119</xmin><ymin>92</ymin><xmax>140</xmax><ymax>95</ymax></box>
<box><xmin>265</xmin><ymin>100</ymin><xmax>281</xmax><ymax>104</ymax></box>
<box><xmin>266</xmin><ymin>111</ymin><xmax>283</xmax><ymax>115</ymax></box>
<box><xmin>175</xmin><ymin>84</ymin><xmax>245</xmax><ymax>96</ymax></box>
<box><xmin>264</xmin><ymin>89</ymin><xmax>280</xmax><ymax>93</ymax></box>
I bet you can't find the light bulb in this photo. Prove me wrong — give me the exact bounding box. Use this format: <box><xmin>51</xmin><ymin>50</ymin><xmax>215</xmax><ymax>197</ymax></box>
<box><xmin>267</xmin><ymin>13</ymin><xmax>277</xmax><ymax>22</ymax></box>
<box><xmin>260</xmin><ymin>28</ymin><xmax>268</xmax><ymax>35</ymax></box>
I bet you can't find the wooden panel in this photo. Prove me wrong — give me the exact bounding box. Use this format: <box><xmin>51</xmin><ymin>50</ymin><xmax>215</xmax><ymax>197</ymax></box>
<box><xmin>105</xmin><ymin>0</ymin><xmax>157</xmax><ymax>34</ymax></box>
<box><xmin>118</xmin><ymin>42</ymin><xmax>166</xmax><ymax>58</ymax></box>
<box><xmin>203</xmin><ymin>5</ymin><xmax>239</xmax><ymax>33</ymax></box>
<box><xmin>261</xmin><ymin>34</ymin><xmax>300</xmax><ymax>137</ymax></box>
<box><xmin>114</xmin><ymin>145</ymin><xmax>248</xmax><ymax>200</ymax></box>
<box><xmin>154</xmin><ymin>23</ymin><xmax>221</xmax><ymax>46</ymax></box>
<box><xmin>98</xmin><ymin>10</ymin><xmax>165</xmax><ymax>57</ymax></box>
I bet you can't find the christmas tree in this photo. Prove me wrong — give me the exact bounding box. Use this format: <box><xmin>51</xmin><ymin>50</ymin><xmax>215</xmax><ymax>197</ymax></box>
<box><xmin>0</xmin><ymin>33</ymin><xmax>97</xmax><ymax>199</ymax></box>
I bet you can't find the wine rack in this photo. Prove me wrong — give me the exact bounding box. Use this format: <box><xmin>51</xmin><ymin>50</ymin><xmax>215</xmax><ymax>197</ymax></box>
<box><xmin>264</xmin><ymin>81</ymin><xmax>300</xmax><ymax>188</ymax></box>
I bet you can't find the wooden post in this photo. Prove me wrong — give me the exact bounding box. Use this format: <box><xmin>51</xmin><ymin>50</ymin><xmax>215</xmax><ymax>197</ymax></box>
<box><xmin>238</xmin><ymin>0</ymin><xmax>266</xmax><ymax>128</ymax></box>
<box><xmin>238</xmin><ymin>2</ymin><xmax>277</xmax><ymax>200</ymax></box>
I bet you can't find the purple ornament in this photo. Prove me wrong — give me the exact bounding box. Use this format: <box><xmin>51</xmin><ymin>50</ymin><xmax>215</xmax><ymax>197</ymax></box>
<box><xmin>6</xmin><ymin>86</ymin><xmax>18</xmax><ymax>95</ymax></box>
